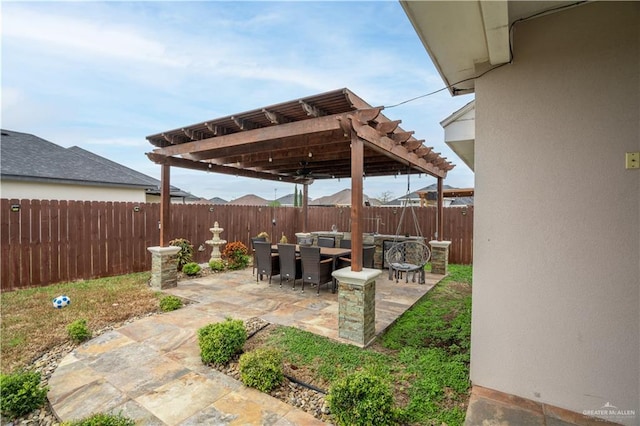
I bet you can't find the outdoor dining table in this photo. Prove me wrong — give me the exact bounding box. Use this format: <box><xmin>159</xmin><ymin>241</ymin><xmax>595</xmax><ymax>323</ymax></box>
<box><xmin>272</xmin><ymin>244</ymin><xmax>352</xmax><ymax>291</ymax></box>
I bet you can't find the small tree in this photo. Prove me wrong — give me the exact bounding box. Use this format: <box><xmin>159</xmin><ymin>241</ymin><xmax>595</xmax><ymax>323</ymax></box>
<box><xmin>378</xmin><ymin>191</ymin><xmax>394</xmax><ymax>204</ymax></box>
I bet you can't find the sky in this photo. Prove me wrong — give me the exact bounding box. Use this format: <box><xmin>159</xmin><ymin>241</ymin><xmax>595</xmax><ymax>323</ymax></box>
<box><xmin>1</xmin><ymin>1</ymin><xmax>475</xmax><ymax>202</ymax></box>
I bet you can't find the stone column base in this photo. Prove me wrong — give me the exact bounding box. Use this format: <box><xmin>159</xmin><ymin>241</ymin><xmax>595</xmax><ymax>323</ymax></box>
<box><xmin>147</xmin><ymin>246</ymin><xmax>181</xmax><ymax>290</ymax></box>
<box><xmin>429</xmin><ymin>240</ymin><xmax>452</xmax><ymax>275</ymax></box>
<box><xmin>332</xmin><ymin>268</ymin><xmax>382</xmax><ymax>347</ymax></box>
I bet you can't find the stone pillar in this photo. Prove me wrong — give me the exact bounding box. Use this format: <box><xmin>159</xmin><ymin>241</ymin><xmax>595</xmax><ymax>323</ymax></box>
<box><xmin>332</xmin><ymin>268</ymin><xmax>382</xmax><ymax>347</ymax></box>
<box><xmin>429</xmin><ymin>240</ymin><xmax>452</xmax><ymax>275</ymax></box>
<box><xmin>147</xmin><ymin>246</ymin><xmax>181</xmax><ymax>290</ymax></box>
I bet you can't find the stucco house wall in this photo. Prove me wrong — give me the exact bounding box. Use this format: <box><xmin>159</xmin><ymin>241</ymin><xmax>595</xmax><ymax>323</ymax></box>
<box><xmin>472</xmin><ymin>2</ymin><xmax>639</xmax><ymax>421</ymax></box>
<box><xmin>1</xmin><ymin>180</ymin><xmax>147</xmax><ymax>202</ymax></box>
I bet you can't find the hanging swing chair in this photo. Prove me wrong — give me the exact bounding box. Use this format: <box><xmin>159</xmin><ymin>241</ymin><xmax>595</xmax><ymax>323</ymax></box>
<box><xmin>386</xmin><ymin>171</ymin><xmax>431</xmax><ymax>284</ymax></box>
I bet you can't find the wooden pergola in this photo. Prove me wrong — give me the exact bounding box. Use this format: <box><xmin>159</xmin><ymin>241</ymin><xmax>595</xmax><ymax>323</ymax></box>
<box><xmin>146</xmin><ymin>88</ymin><xmax>454</xmax><ymax>271</ymax></box>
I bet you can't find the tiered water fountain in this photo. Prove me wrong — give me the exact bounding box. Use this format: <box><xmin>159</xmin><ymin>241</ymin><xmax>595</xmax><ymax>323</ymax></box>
<box><xmin>206</xmin><ymin>221</ymin><xmax>227</xmax><ymax>263</ymax></box>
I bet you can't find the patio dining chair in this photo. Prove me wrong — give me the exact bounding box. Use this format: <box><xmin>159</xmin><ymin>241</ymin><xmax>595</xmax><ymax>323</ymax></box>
<box><xmin>278</xmin><ymin>243</ymin><xmax>302</xmax><ymax>289</ymax></box>
<box><xmin>251</xmin><ymin>237</ymin><xmax>267</xmax><ymax>275</ymax></box>
<box><xmin>337</xmin><ymin>245</ymin><xmax>376</xmax><ymax>269</ymax></box>
<box><xmin>254</xmin><ymin>241</ymin><xmax>279</xmax><ymax>284</ymax></box>
<box><xmin>300</xmin><ymin>246</ymin><xmax>333</xmax><ymax>295</ymax></box>
<box><xmin>339</xmin><ymin>239</ymin><xmax>352</xmax><ymax>249</ymax></box>
<box><xmin>317</xmin><ymin>236</ymin><xmax>335</xmax><ymax>248</ymax></box>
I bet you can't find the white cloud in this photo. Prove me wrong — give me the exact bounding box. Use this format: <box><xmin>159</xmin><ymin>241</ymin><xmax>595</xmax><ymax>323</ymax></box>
<box><xmin>2</xmin><ymin>6</ymin><xmax>179</xmax><ymax>68</ymax></box>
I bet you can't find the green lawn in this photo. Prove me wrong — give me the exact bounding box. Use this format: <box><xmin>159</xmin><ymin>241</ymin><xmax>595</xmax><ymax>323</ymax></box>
<box><xmin>268</xmin><ymin>264</ymin><xmax>473</xmax><ymax>425</ymax></box>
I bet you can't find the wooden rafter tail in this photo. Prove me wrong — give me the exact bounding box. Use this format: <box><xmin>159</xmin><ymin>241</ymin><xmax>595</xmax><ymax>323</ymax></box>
<box><xmin>263</xmin><ymin>109</ymin><xmax>291</xmax><ymax>125</ymax></box>
<box><xmin>146</xmin><ymin>152</ymin><xmax>169</xmax><ymax>164</ymax></box>
<box><xmin>182</xmin><ymin>128</ymin><xmax>202</xmax><ymax>141</ymax></box>
<box><xmin>300</xmin><ymin>100</ymin><xmax>327</xmax><ymax>117</ymax></box>
<box><xmin>403</xmin><ymin>139</ymin><xmax>424</xmax><ymax>152</ymax></box>
<box><xmin>425</xmin><ymin>152</ymin><xmax>441</xmax><ymax>161</ymax></box>
<box><xmin>232</xmin><ymin>116</ymin><xmax>258</xmax><ymax>131</ymax></box>
<box><xmin>204</xmin><ymin>122</ymin><xmax>221</xmax><ymax>136</ymax></box>
<box><xmin>162</xmin><ymin>133</ymin><xmax>175</xmax><ymax>144</ymax></box>
<box><xmin>433</xmin><ymin>157</ymin><xmax>448</xmax><ymax>167</ymax></box>
<box><xmin>443</xmin><ymin>162</ymin><xmax>455</xmax><ymax>171</ymax></box>
<box><xmin>415</xmin><ymin>146</ymin><xmax>432</xmax><ymax>157</ymax></box>
<box><xmin>391</xmin><ymin>131</ymin><xmax>414</xmax><ymax>144</ymax></box>
<box><xmin>337</xmin><ymin>115</ymin><xmax>353</xmax><ymax>137</ymax></box>
<box><xmin>375</xmin><ymin>119</ymin><xmax>401</xmax><ymax>135</ymax></box>
<box><xmin>353</xmin><ymin>107</ymin><xmax>382</xmax><ymax>124</ymax></box>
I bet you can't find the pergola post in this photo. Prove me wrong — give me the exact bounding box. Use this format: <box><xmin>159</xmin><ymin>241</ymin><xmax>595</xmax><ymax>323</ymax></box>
<box><xmin>148</xmin><ymin>163</ymin><xmax>180</xmax><ymax>289</ymax></box>
<box><xmin>160</xmin><ymin>163</ymin><xmax>171</xmax><ymax>247</ymax></box>
<box><xmin>430</xmin><ymin>176</ymin><xmax>451</xmax><ymax>275</ymax></box>
<box><xmin>302</xmin><ymin>183</ymin><xmax>309</xmax><ymax>233</ymax></box>
<box><xmin>437</xmin><ymin>176</ymin><xmax>443</xmax><ymax>241</ymax></box>
<box><xmin>350</xmin><ymin>129</ymin><xmax>363</xmax><ymax>272</ymax></box>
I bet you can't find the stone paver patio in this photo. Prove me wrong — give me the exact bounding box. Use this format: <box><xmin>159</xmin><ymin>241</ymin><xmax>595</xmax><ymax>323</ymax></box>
<box><xmin>48</xmin><ymin>268</ymin><xmax>444</xmax><ymax>425</ymax></box>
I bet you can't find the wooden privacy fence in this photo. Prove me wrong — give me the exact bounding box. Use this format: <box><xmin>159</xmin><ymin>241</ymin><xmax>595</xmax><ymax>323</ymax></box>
<box><xmin>1</xmin><ymin>199</ymin><xmax>473</xmax><ymax>291</ymax></box>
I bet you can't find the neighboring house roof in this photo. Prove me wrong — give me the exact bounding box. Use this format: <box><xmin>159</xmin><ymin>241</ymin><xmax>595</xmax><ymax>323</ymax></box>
<box><xmin>209</xmin><ymin>197</ymin><xmax>228</xmax><ymax>205</ymax></box>
<box><xmin>1</xmin><ymin>129</ymin><xmax>153</xmax><ymax>189</ymax></box>
<box><xmin>277</xmin><ymin>194</ymin><xmax>296</xmax><ymax>206</ymax></box>
<box><xmin>386</xmin><ymin>183</ymin><xmax>453</xmax><ymax>205</ymax></box>
<box><xmin>228</xmin><ymin>194</ymin><xmax>268</xmax><ymax>205</ymax></box>
<box><xmin>385</xmin><ymin>183</ymin><xmax>474</xmax><ymax>206</ymax></box>
<box><xmin>311</xmin><ymin>188</ymin><xmax>374</xmax><ymax>206</ymax></box>
<box><xmin>0</xmin><ymin>129</ymin><xmax>195</xmax><ymax>198</ymax></box>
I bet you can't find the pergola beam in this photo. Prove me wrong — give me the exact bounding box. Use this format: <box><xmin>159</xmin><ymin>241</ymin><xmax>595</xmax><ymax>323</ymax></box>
<box><xmin>146</xmin><ymin>153</ymin><xmax>310</xmax><ymax>184</ymax></box>
<box><xmin>153</xmin><ymin>113</ymin><xmax>347</xmax><ymax>157</ymax></box>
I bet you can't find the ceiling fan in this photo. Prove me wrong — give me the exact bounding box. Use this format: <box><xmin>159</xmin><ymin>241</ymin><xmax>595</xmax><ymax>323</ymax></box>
<box><xmin>294</xmin><ymin>161</ymin><xmax>334</xmax><ymax>180</ymax></box>
<box><xmin>295</xmin><ymin>161</ymin><xmax>313</xmax><ymax>179</ymax></box>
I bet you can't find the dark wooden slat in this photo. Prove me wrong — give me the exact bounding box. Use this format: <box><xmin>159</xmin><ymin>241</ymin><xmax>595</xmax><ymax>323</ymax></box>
<box><xmin>58</xmin><ymin>201</ymin><xmax>69</xmax><ymax>282</ymax></box>
<box><xmin>49</xmin><ymin>200</ymin><xmax>60</xmax><ymax>284</ymax></box>
<box><xmin>1</xmin><ymin>199</ymin><xmax>13</xmax><ymax>291</ymax></box>
<box><xmin>40</xmin><ymin>200</ymin><xmax>51</xmax><ymax>286</ymax></box>
<box><xmin>19</xmin><ymin>200</ymin><xmax>31</xmax><ymax>287</ymax></box>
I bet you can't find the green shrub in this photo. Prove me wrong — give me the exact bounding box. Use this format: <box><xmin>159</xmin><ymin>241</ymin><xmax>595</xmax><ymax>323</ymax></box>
<box><xmin>222</xmin><ymin>241</ymin><xmax>250</xmax><ymax>270</ymax></box>
<box><xmin>0</xmin><ymin>370</ymin><xmax>48</xmax><ymax>419</ymax></box>
<box><xmin>197</xmin><ymin>318</ymin><xmax>247</xmax><ymax>364</ymax></box>
<box><xmin>169</xmin><ymin>238</ymin><xmax>194</xmax><ymax>271</ymax></box>
<box><xmin>239</xmin><ymin>348</ymin><xmax>284</xmax><ymax>392</ymax></box>
<box><xmin>67</xmin><ymin>318</ymin><xmax>92</xmax><ymax>343</ymax></box>
<box><xmin>182</xmin><ymin>262</ymin><xmax>201</xmax><ymax>276</ymax></box>
<box><xmin>66</xmin><ymin>412</ymin><xmax>136</xmax><ymax>426</ymax></box>
<box><xmin>327</xmin><ymin>371</ymin><xmax>398</xmax><ymax>426</ymax></box>
<box><xmin>159</xmin><ymin>295</ymin><xmax>183</xmax><ymax>312</ymax></box>
<box><xmin>209</xmin><ymin>259</ymin><xmax>225</xmax><ymax>272</ymax></box>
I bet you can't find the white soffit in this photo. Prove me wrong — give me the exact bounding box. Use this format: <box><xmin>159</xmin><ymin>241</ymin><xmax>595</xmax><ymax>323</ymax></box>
<box><xmin>480</xmin><ymin>1</ymin><xmax>510</xmax><ymax>64</ymax></box>
<box><xmin>441</xmin><ymin>100</ymin><xmax>476</xmax><ymax>171</ymax></box>
<box><xmin>401</xmin><ymin>0</ymin><xmax>509</xmax><ymax>95</ymax></box>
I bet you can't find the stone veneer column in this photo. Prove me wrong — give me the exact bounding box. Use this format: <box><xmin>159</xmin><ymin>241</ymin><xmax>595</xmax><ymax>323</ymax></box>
<box><xmin>332</xmin><ymin>268</ymin><xmax>382</xmax><ymax>347</ymax></box>
<box><xmin>147</xmin><ymin>246</ymin><xmax>181</xmax><ymax>290</ymax></box>
<box><xmin>429</xmin><ymin>240</ymin><xmax>452</xmax><ymax>275</ymax></box>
